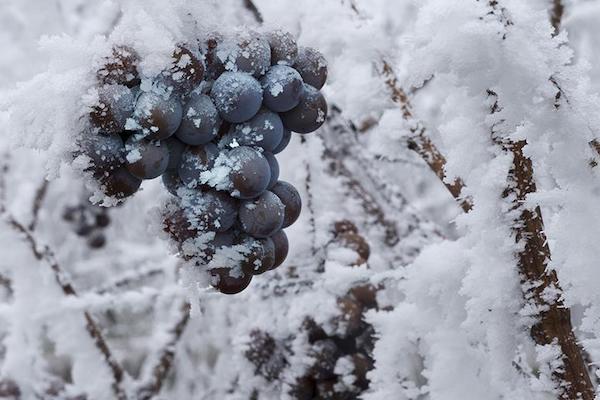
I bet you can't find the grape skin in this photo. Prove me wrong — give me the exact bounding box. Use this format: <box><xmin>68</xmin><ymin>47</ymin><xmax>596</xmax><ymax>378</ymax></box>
<box><xmin>125</xmin><ymin>138</ymin><xmax>170</xmax><ymax>180</ymax></box>
<box><xmin>261</xmin><ymin>65</ymin><xmax>304</xmax><ymax>113</ymax></box>
<box><xmin>211</xmin><ymin>72</ymin><xmax>263</xmax><ymax>123</ymax></box>
<box><xmin>226</xmin><ymin>146</ymin><xmax>271</xmax><ymax>199</ymax></box>
<box><xmin>176</xmin><ymin>93</ymin><xmax>221</xmax><ymax>145</ymax></box>
<box><xmin>281</xmin><ymin>84</ymin><xmax>328</xmax><ymax>134</ymax></box>
<box><xmin>270</xmin><ymin>181</ymin><xmax>302</xmax><ymax>228</ymax></box>
<box><xmin>132</xmin><ymin>91</ymin><xmax>183</xmax><ymax>140</ymax></box>
<box><xmin>239</xmin><ymin>191</ymin><xmax>285</xmax><ymax>238</ymax></box>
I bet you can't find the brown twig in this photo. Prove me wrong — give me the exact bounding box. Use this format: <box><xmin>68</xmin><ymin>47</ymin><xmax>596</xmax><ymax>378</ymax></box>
<box><xmin>299</xmin><ymin>136</ymin><xmax>319</xmax><ymax>260</ymax></box>
<box><xmin>550</xmin><ymin>0</ymin><xmax>564</xmax><ymax>34</ymax></box>
<box><xmin>488</xmin><ymin>90</ymin><xmax>594</xmax><ymax>400</ymax></box>
<box><xmin>29</xmin><ymin>179</ymin><xmax>49</xmax><ymax>231</ymax></box>
<box><xmin>0</xmin><ymin>274</ymin><xmax>12</xmax><ymax>296</ymax></box>
<box><xmin>380</xmin><ymin>61</ymin><xmax>473</xmax><ymax>213</ymax></box>
<box><xmin>242</xmin><ymin>0</ymin><xmax>263</xmax><ymax>24</ymax></box>
<box><xmin>137</xmin><ymin>302</ymin><xmax>191</xmax><ymax>400</ymax></box>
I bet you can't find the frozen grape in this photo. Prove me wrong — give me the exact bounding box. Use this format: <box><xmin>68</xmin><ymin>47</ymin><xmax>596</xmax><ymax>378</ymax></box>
<box><xmin>159</xmin><ymin>46</ymin><xmax>204</xmax><ymax>96</ymax></box>
<box><xmin>227</xmin><ymin>146</ymin><xmax>271</xmax><ymax>199</ymax></box>
<box><xmin>243</xmin><ymin>237</ymin><xmax>276</xmax><ymax>275</ymax></box>
<box><xmin>280</xmin><ymin>84</ymin><xmax>327</xmax><ymax>134</ymax></box>
<box><xmin>125</xmin><ymin>138</ymin><xmax>170</xmax><ymax>180</ymax></box>
<box><xmin>162</xmin><ymin>204</ymin><xmax>199</xmax><ymax>244</ymax></box>
<box><xmin>264</xmin><ymin>152</ymin><xmax>279</xmax><ymax>189</ymax></box>
<box><xmin>270</xmin><ymin>181</ymin><xmax>302</xmax><ymax>228</ymax></box>
<box><xmin>272</xmin><ymin>128</ymin><xmax>291</xmax><ymax>154</ymax></box>
<box><xmin>211</xmin><ymin>72</ymin><xmax>263</xmax><ymax>123</ymax></box>
<box><xmin>261</xmin><ymin>65</ymin><xmax>303</xmax><ymax>112</ymax></box>
<box><xmin>209</xmin><ymin>267</ymin><xmax>252</xmax><ymax>295</ymax></box>
<box><xmin>100</xmin><ymin>166</ymin><xmax>142</xmax><ymax>199</ymax></box>
<box><xmin>97</xmin><ymin>46</ymin><xmax>140</xmax><ymax>88</ymax></box>
<box><xmin>178</xmin><ymin>143</ymin><xmax>219</xmax><ymax>188</ymax></box>
<box><xmin>218</xmin><ymin>31</ymin><xmax>271</xmax><ymax>78</ymax></box>
<box><xmin>164</xmin><ymin>136</ymin><xmax>186</xmax><ymax>170</ymax></box>
<box><xmin>239</xmin><ymin>191</ymin><xmax>285</xmax><ymax>238</ymax></box>
<box><xmin>182</xmin><ymin>189</ymin><xmax>238</xmax><ymax>232</ymax></box>
<box><xmin>176</xmin><ymin>93</ymin><xmax>221</xmax><ymax>145</ymax></box>
<box><xmin>266</xmin><ymin>29</ymin><xmax>298</xmax><ymax>66</ymax></box>
<box><xmin>78</xmin><ymin>132</ymin><xmax>125</xmax><ymax>178</ymax></box>
<box><xmin>87</xmin><ymin>232</ymin><xmax>106</xmax><ymax>249</ymax></box>
<box><xmin>162</xmin><ymin>169</ymin><xmax>183</xmax><ymax>196</ymax></box>
<box><xmin>132</xmin><ymin>91</ymin><xmax>183</xmax><ymax>140</ymax></box>
<box><xmin>223</xmin><ymin>109</ymin><xmax>283</xmax><ymax>151</ymax></box>
<box><xmin>294</xmin><ymin>46</ymin><xmax>328</xmax><ymax>90</ymax></box>
<box><xmin>270</xmin><ymin>230</ymin><xmax>289</xmax><ymax>269</ymax></box>
<box><xmin>89</xmin><ymin>85</ymin><xmax>135</xmax><ymax>134</ymax></box>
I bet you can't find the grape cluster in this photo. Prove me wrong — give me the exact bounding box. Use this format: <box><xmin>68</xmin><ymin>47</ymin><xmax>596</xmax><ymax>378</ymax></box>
<box><xmin>78</xmin><ymin>30</ymin><xmax>328</xmax><ymax>294</ymax></box>
<box><xmin>62</xmin><ymin>200</ymin><xmax>112</xmax><ymax>249</ymax></box>
<box><xmin>246</xmin><ymin>221</ymin><xmax>377</xmax><ymax>399</ymax></box>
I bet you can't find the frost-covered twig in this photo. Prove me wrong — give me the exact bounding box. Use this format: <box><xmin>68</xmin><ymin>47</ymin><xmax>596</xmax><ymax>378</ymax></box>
<box><xmin>137</xmin><ymin>302</ymin><xmax>191</xmax><ymax>400</ymax></box>
<box><xmin>28</xmin><ymin>179</ymin><xmax>49</xmax><ymax>231</ymax></box>
<box><xmin>300</xmin><ymin>136</ymin><xmax>319</xmax><ymax>259</ymax></box>
<box><xmin>488</xmin><ymin>90</ymin><xmax>594</xmax><ymax>400</ymax></box>
<box><xmin>95</xmin><ymin>268</ymin><xmax>165</xmax><ymax>295</ymax></box>
<box><xmin>380</xmin><ymin>61</ymin><xmax>473</xmax><ymax>213</ymax></box>
<box><xmin>0</xmin><ymin>163</ymin><xmax>126</xmax><ymax>399</ymax></box>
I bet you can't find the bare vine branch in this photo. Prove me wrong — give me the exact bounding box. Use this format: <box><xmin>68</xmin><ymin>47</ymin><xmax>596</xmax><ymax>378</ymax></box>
<box><xmin>488</xmin><ymin>89</ymin><xmax>594</xmax><ymax>400</ymax></box>
<box><xmin>380</xmin><ymin>61</ymin><xmax>473</xmax><ymax>213</ymax></box>
<box><xmin>28</xmin><ymin>179</ymin><xmax>49</xmax><ymax>231</ymax></box>
<box><xmin>0</xmin><ymin>161</ymin><xmax>126</xmax><ymax>400</ymax></box>
<box><xmin>550</xmin><ymin>0</ymin><xmax>564</xmax><ymax>34</ymax></box>
<box><xmin>137</xmin><ymin>302</ymin><xmax>191</xmax><ymax>400</ymax></box>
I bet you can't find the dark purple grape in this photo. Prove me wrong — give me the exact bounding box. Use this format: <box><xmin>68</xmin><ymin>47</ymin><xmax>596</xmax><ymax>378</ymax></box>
<box><xmin>239</xmin><ymin>235</ymin><xmax>275</xmax><ymax>275</ymax></box>
<box><xmin>74</xmin><ymin>223</ymin><xmax>94</xmax><ymax>237</ymax></box>
<box><xmin>280</xmin><ymin>84</ymin><xmax>327</xmax><ymax>134</ymax></box>
<box><xmin>226</xmin><ymin>146</ymin><xmax>271</xmax><ymax>199</ymax></box>
<box><xmin>272</xmin><ymin>128</ymin><xmax>291</xmax><ymax>154</ymax></box>
<box><xmin>97</xmin><ymin>46</ymin><xmax>140</xmax><ymax>88</ymax></box>
<box><xmin>161</xmin><ymin>169</ymin><xmax>183</xmax><ymax>195</ymax></box>
<box><xmin>162</xmin><ymin>203</ymin><xmax>199</xmax><ymax>244</ymax></box>
<box><xmin>178</xmin><ymin>143</ymin><xmax>219</xmax><ymax>188</ymax></box>
<box><xmin>270</xmin><ymin>230</ymin><xmax>288</xmax><ymax>269</ymax></box>
<box><xmin>203</xmin><ymin>230</ymin><xmax>237</xmax><ymax>261</ymax></box>
<box><xmin>159</xmin><ymin>46</ymin><xmax>204</xmax><ymax>96</ymax></box>
<box><xmin>264</xmin><ymin>152</ymin><xmax>279</xmax><ymax>189</ymax></box>
<box><xmin>239</xmin><ymin>191</ymin><xmax>285</xmax><ymax>238</ymax></box>
<box><xmin>209</xmin><ymin>267</ymin><xmax>252</xmax><ymax>295</ymax></box>
<box><xmin>181</xmin><ymin>189</ymin><xmax>238</xmax><ymax>232</ymax></box>
<box><xmin>95</xmin><ymin>212</ymin><xmax>111</xmax><ymax>228</ymax></box>
<box><xmin>131</xmin><ymin>91</ymin><xmax>183</xmax><ymax>140</ymax></box>
<box><xmin>211</xmin><ymin>72</ymin><xmax>263</xmax><ymax>123</ymax></box>
<box><xmin>175</xmin><ymin>93</ymin><xmax>221</xmax><ymax>145</ymax></box>
<box><xmin>270</xmin><ymin>181</ymin><xmax>302</xmax><ymax>228</ymax></box>
<box><xmin>266</xmin><ymin>30</ymin><xmax>298</xmax><ymax>66</ymax></box>
<box><xmin>87</xmin><ymin>231</ymin><xmax>106</xmax><ymax>249</ymax></box>
<box><xmin>89</xmin><ymin>85</ymin><xmax>135</xmax><ymax>134</ymax></box>
<box><xmin>218</xmin><ymin>32</ymin><xmax>271</xmax><ymax>78</ymax></box>
<box><xmin>100</xmin><ymin>166</ymin><xmax>142</xmax><ymax>199</ymax></box>
<box><xmin>242</xmin><ymin>236</ymin><xmax>275</xmax><ymax>275</ymax></box>
<box><xmin>163</xmin><ymin>137</ymin><xmax>186</xmax><ymax>170</ymax></box>
<box><xmin>261</xmin><ymin>65</ymin><xmax>303</xmax><ymax>112</ymax></box>
<box><xmin>124</xmin><ymin>138</ymin><xmax>170</xmax><ymax>180</ymax></box>
<box><xmin>78</xmin><ymin>132</ymin><xmax>124</xmax><ymax>178</ymax></box>
<box><xmin>294</xmin><ymin>47</ymin><xmax>328</xmax><ymax>90</ymax></box>
<box><xmin>222</xmin><ymin>109</ymin><xmax>283</xmax><ymax>151</ymax></box>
